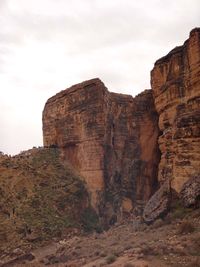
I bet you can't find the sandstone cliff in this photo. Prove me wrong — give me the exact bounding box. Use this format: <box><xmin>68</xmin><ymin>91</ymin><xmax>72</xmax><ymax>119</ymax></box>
<box><xmin>1</xmin><ymin>27</ymin><xmax>200</xmax><ymax>260</ymax></box>
<box><xmin>43</xmin><ymin>79</ymin><xmax>160</xmax><ymax>222</ymax></box>
<box><xmin>43</xmin><ymin>28</ymin><xmax>200</xmax><ymax>224</ymax></box>
<box><xmin>151</xmin><ymin>28</ymin><xmax>200</xmax><ymax>193</ymax></box>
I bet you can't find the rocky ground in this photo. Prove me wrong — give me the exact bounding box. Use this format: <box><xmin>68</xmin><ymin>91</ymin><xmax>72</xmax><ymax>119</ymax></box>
<box><xmin>1</xmin><ymin>208</ymin><xmax>200</xmax><ymax>267</ymax></box>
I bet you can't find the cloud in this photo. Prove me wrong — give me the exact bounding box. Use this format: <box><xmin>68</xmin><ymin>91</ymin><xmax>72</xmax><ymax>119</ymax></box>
<box><xmin>0</xmin><ymin>0</ymin><xmax>200</xmax><ymax>154</ymax></box>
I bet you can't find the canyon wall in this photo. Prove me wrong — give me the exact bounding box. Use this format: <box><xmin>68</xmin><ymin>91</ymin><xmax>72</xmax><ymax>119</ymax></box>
<box><xmin>43</xmin><ymin>28</ymin><xmax>200</xmax><ymax>223</ymax></box>
<box><xmin>151</xmin><ymin>28</ymin><xmax>200</xmax><ymax>193</ymax></box>
<box><xmin>43</xmin><ymin>79</ymin><xmax>160</xmax><ymax>220</ymax></box>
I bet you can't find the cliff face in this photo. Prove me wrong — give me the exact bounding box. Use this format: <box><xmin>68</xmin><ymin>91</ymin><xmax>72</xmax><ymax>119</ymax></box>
<box><xmin>43</xmin><ymin>80</ymin><xmax>107</xmax><ymax>212</ymax></box>
<box><xmin>43</xmin><ymin>79</ymin><xmax>160</xmax><ymax>220</ymax></box>
<box><xmin>151</xmin><ymin>28</ymin><xmax>200</xmax><ymax>193</ymax></box>
<box><xmin>43</xmin><ymin>28</ymin><xmax>200</xmax><ymax>223</ymax></box>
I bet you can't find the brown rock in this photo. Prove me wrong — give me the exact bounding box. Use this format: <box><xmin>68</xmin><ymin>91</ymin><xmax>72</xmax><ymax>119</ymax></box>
<box><xmin>180</xmin><ymin>174</ymin><xmax>200</xmax><ymax>207</ymax></box>
<box><xmin>151</xmin><ymin>28</ymin><xmax>200</xmax><ymax>193</ymax></box>
<box><xmin>43</xmin><ymin>79</ymin><xmax>160</xmax><ymax>217</ymax></box>
<box><xmin>42</xmin><ymin>28</ymin><xmax>200</xmax><ymax>223</ymax></box>
<box><xmin>143</xmin><ymin>180</ymin><xmax>170</xmax><ymax>223</ymax></box>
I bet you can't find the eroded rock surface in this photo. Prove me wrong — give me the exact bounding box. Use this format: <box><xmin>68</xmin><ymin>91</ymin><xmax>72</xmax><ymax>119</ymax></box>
<box><xmin>143</xmin><ymin>180</ymin><xmax>170</xmax><ymax>223</ymax></box>
<box><xmin>43</xmin><ymin>79</ymin><xmax>160</xmax><ymax>219</ymax></box>
<box><xmin>180</xmin><ymin>174</ymin><xmax>200</xmax><ymax>207</ymax></box>
<box><xmin>151</xmin><ymin>28</ymin><xmax>200</xmax><ymax>193</ymax></box>
<box><xmin>43</xmin><ymin>28</ymin><xmax>200</xmax><ymax>223</ymax></box>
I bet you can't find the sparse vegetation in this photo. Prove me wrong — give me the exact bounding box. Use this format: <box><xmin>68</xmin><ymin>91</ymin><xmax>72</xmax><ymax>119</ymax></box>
<box><xmin>81</xmin><ymin>207</ymin><xmax>102</xmax><ymax>233</ymax></box>
<box><xmin>140</xmin><ymin>244</ymin><xmax>153</xmax><ymax>256</ymax></box>
<box><xmin>0</xmin><ymin>147</ymin><xmax>89</xmax><ymax>250</ymax></box>
<box><xmin>177</xmin><ymin>221</ymin><xmax>195</xmax><ymax>234</ymax></box>
<box><xmin>100</xmin><ymin>251</ymin><xmax>107</xmax><ymax>257</ymax></box>
<box><xmin>105</xmin><ymin>254</ymin><xmax>117</xmax><ymax>264</ymax></box>
<box><xmin>171</xmin><ymin>199</ymin><xmax>192</xmax><ymax>220</ymax></box>
<box><xmin>151</xmin><ymin>218</ymin><xmax>165</xmax><ymax>228</ymax></box>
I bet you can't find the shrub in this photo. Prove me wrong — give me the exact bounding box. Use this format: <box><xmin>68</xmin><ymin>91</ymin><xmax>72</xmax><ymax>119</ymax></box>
<box><xmin>140</xmin><ymin>244</ymin><xmax>153</xmax><ymax>255</ymax></box>
<box><xmin>106</xmin><ymin>254</ymin><xmax>117</xmax><ymax>264</ymax></box>
<box><xmin>171</xmin><ymin>206</ymin><xmax>186</xmax><ymax>220</ymax></box>
<box><xmin>100</xmin><ymin>251</ymin><xmax>107</xmax><ymax>257</ymax></box>
<box><xmin>171</xmin><ymin>199</ymin><xmax>192</xmax><ymax>220</ymax></box>
<box><xmin>151</xmin><ymin>218</ymin><xmax>165</xmax><ymax>229</ymax></box>
<box><xmin>81</xmin><ymin>207</ymin><xmax>102</xmax><ymax>232</ymax></box>
<box><xmin>178</xmin><ymin>221</ymin><xmax>195</xmax><ymax>234</ymax></box>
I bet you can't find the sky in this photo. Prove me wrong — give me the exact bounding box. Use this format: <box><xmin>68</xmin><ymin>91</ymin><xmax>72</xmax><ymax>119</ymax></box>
<box><xmin>0</xmin><ymin>0</ymin><xmax>199</xmax><ymax>155</ymax></box>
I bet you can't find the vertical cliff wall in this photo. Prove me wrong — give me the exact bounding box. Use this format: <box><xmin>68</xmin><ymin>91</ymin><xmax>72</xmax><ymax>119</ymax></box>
<box><xmin>103</xmin><ymin>89</ymin><xmax>160</xmax><ymax>219</ymax></box>
<box><xmin>43</xmin><ymin>28</ymin><xmax>200</xmax><ymax>223</ymax></box>
<box><xmin>151</xmin><ymin>28</ymin><xmax>200</xmax><ymax>192</ymax></box>
<box><xmin>43</xmin><ymin>78</ymin><xmax>160</xmax><ymax>219</ymax></box>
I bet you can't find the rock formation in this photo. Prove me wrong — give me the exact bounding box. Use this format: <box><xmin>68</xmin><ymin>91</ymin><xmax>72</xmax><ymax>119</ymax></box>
<box><xmin>143</xmin><ymin>28</ymin><xmax>200</xmax><ymax>222</ymax></box>
<box><xmin>151</xmin><ymin>28</ymin><xmax>200</xmax><ymax>192</ymax></box>
<box><xmin>143</xmin><ymin>180</ymin><xmax>170</xmax><ymax>224</ymax></box>
<box><xmin>43</xmin><ymin>79</ymin><xmax>160</xmax><ymax>221</ymax></box>
<box><xmin>180</xmin><ymin>174</ymin><xmax>200</xmax><ymax>208</ymax></box>
<box><xmin>1</xmin><ymin>26</ymin><xmax>200</xmax><ymax>259</ymax></box>
<box><xmin>43</xmin><ymin>28</ymin><xmax>200</xmax><ymax>224</ymax></box>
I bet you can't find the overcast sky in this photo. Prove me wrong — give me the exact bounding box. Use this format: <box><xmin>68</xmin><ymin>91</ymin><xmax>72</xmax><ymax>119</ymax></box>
<box><xmin>0</xmin><ymin>0</ymin><xmax>199</xmax><ymax>155</ymax></box>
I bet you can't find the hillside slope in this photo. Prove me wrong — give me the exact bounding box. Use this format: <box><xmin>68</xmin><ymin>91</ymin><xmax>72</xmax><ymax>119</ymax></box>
<box><xmin>0</xmin><ymin>148</ymin><xmax>94</xmax><ymax>253</ymax></box>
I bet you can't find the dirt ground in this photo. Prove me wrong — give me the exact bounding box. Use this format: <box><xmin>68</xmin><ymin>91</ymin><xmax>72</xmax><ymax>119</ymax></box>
<box><xmin>1</xmin><ymin>209</ymin><xmax>200</xmax><ymax>267</ymax></box>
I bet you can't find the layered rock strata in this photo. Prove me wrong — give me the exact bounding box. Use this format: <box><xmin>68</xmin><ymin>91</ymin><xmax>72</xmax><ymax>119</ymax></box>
<box><xmin>43</xmin><ymin>79</ymin><xmax>160</xmax><ymax>219</ymax></box>
<box><xmin>43</xmin><ymin>28</ymin><xmax>200</xmax><ymax>223</ymax></box>
<box><xmin>151</xmin><ymin>28</ymin><xmax>200</xmax><ymax>193</ymax></box>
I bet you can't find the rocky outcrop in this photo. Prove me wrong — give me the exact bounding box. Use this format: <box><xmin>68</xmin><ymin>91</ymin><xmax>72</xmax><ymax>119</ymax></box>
<box><xmin>180</xmin><ymin>174</ymin><xmax>200</xmax><ymax>208</ymax></box>
<box><xmin>43</xmin><ymin>28</ymin><xmax>200</xmax><ymax>223</ymax></box>
<box><xmin>43</xmin><ymin>79</ymin><xmax>160</xmax><ymax>220</ymax></box>
<box><xmin>151</xmin><ymin>28</ymin><xmax>200</xmax><ymax>193</ymax></box>
<box><xmin>143</xmin><ymin>180</ymin><xmax>170</xmax><ymax>223</ymax></box>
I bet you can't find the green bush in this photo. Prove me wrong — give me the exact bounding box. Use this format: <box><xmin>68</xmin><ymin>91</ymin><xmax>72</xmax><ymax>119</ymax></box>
<box><xmin>106</xmin><ymin>254</ymin><xmax>117</xmax><ymax>264</ymax></box>
<box><xmin>81</xmin><ymin>207</ymin><xmax>102</xmax><ymax>232</ymax></box>
<box><xmin>171</xmin><ymin>200</ymin><xmax>192</xmax><ymax>220</ymax></box>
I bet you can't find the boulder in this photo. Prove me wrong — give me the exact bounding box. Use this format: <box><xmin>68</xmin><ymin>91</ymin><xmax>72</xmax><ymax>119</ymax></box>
<box><xmin>143</xmin><ymin>181</ymin><xmax>170</xmax><ymax>224</ymax></box>
<box><xmin>180</xmin><ymin>174</ymin><xmax>200</xmax><ymax>207</ymax></box>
